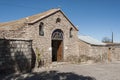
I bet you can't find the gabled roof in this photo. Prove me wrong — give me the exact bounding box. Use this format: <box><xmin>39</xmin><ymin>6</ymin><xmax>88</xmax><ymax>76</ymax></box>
<box><xmin>78</xmin><ymin>35</ymin><xmax>106</xmax><ymax>46</ymax></box>
<box><xmin>0</xmin><ymin>8</ymin><xmax>78</xmax><ymax>31</ymax></box>
<box><xmin>27</xmin><ymin>8</ymin><xmax>60</xmax><ymax>23</ymax></box>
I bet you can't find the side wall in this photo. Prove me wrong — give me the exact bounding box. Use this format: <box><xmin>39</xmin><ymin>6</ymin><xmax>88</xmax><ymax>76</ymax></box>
<box><xmin>90</xmin><ymin>45</ymin><xmax>108</xmax><ymax>62</ymax></box>
<box><xmin>79</xmin><ymin>40</ymin><xmax>108</xmax><ymax>62</ymax></box>
<box><xmin>78</xmin><ymin>40</ymin><xmax>120</xmax><ymax>63</ymax></box>
<box><xmin>0</xmin><ymin>39</ymin><xmax>33</xmax><ymax>73</ymax></box>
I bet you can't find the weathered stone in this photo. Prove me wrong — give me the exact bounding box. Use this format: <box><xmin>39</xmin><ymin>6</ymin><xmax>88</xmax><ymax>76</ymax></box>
<box><xmin>0</xmin><ymin>9</ymin><xmax>120</xmax><ymax>74</ymax></box>
<box><xmin>0</xmin><ymin>39</ymin><xmax>32</xmax><ymax>73</ymax></box>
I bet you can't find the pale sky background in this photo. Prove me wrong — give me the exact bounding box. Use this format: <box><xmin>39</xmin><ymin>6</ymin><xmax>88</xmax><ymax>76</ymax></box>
<box><xmin>0</xmin><ymin>0</ymin><xmax>120</xmax><ymax>42</ymax></box>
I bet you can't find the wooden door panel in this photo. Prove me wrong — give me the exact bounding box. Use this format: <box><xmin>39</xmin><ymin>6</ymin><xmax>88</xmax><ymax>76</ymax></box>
<box><xmin>57</xmin><ymin>41</ymin><xmax>63</xmax><ymax>61</ymax></box>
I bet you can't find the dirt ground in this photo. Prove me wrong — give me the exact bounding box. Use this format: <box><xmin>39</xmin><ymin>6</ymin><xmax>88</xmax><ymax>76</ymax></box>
<box><xmin>1</xmin><ymin>61</ymin><xmax>120</xmax><ymax>80</ymax></box>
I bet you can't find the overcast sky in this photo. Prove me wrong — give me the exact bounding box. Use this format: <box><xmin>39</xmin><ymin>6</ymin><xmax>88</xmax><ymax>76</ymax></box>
<box><xmin>0</xmin><ymin>0</ymin><xmax>120</xmax><ymax>42</ymax></box>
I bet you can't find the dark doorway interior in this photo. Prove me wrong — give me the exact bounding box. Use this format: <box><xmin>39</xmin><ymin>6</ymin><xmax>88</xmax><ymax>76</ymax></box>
<box><xmin>52</xmin><ymin>40</ymin><xmax>63</xmax><ymax>62</ymax></box>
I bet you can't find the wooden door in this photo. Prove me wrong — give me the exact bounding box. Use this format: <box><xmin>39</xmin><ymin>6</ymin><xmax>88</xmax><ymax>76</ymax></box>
<box><xmin>57</xmin><ymin>41</ymin><xmax>63</xmax><ymax>61</ymax></box>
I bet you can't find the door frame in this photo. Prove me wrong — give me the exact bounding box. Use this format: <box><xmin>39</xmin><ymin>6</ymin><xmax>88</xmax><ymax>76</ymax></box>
<box><xmin>51</xmin><ymin>29</ymin><xmax>64</xmax><ymax>62</ymax></box>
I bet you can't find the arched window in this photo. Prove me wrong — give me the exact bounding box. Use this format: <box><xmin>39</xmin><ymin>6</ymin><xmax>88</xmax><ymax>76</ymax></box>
<box><xmin>39</xmin><ymin>22</ymin><xmax>44</xmax><ymax>36</ymax></box>
<box><xmin>69</xmin><ymin>28</ymin><xmax>73</xmax><ymax>38</ymax></box>
<box><xmin>56</xmin><ymin>18</ymin><xmax>61</xmax><ymax>23</ymax></box>
<box><xmin>52</xmin><ymin>29</ymin><xmax>63</xmax><ymax>40</ymax></box>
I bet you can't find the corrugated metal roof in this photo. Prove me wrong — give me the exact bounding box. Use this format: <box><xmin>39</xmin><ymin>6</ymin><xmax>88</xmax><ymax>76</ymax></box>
<box><xmin>78</xmin><ymin>35</ymin><xmax>106</xmax><ymax>45</ymax></box>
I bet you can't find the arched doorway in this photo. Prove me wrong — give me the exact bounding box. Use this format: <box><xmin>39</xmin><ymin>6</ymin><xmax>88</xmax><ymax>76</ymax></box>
<box><xmin>51</xmin><ymin>29</ymin><xmax>63</xmax><ymax>62</ymax></box>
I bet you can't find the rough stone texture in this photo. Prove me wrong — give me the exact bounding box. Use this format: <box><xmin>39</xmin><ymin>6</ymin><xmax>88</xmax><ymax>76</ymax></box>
<box><xmin>25</xmin><ymin>11</ymin><xmax>79</xmax><ymax>64</ymax></box>
<box><xmin>0</xmin><ymin>39</ymin><xmax>33</xmax><ymax>73</ymax></box>
<box><xmin>78</xmin><ymin>39</ymin><xmax>120</xmax><ymax>63</ymax></box>
<box><xmin>0</xmin><ymin>11</ymin><xmax>79</xmax><ymax>68</ymax></box>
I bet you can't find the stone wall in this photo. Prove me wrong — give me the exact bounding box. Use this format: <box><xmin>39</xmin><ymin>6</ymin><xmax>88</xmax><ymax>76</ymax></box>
<box><xmin>78</xmin><ymin>41</ymin><xmax>108</xmax><ymax>63</ymax></box>
<box><xmin>78</xmin><ymin>39</ymin><xmax>105</xmax><ymax>62</ymax></box>
<box><xmin>0</xmin><ymin>39</ymin><xmax>33</xmax><ymax>74</ymax></box>
<box><xmin>20</xmin><ymin>11</ymin><xmax>79</xmax><ymax>64</ymax></box>
<box><xmin>78</xmin><ymin>40</ymin><xmax>120</xmax><ymax>63</ymax></box>
<box><xmin>0</xmin><ymin>10</ymin><xmax>80</xmax><ymax>66</ymax></box>
<box><xmin>90</xmin><ymin>45</ymin><xmax>108</xmax><ymax>62</ymax></box>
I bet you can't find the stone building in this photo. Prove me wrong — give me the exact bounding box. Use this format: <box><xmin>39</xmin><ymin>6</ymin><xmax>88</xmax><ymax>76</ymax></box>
<box><xmin>0</xmin><ymin>8</ymin><xmax>79</xmax><ymax>72</ymax></box>
<box><xmin>0</xmin><ymin>8</ymin><xmax>120</xmax><ymax>73</ymax></box>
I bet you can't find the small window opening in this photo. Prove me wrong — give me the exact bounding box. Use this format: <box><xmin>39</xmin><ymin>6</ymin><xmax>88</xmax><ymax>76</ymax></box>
<box><xmin>39</xmin><ymin>22</ymin><xmax>44</xmax><ymax>36</ymax></box>
<box><xmin>56</xmin><ymin>18</ymin><xmax>61</xmax><ymax>23</ymax></box>
<box><xmin>109</xmin><ymin>48</ymin><xmax>111</xmax><ymax>50</ymax></box>
<box><xmin>69</xmin><ymin>28</ymin><xmax>73</xmax><ymax>38</ymax></box>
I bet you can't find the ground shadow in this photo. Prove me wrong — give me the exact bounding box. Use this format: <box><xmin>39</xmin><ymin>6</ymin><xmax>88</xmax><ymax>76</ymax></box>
<box><xmin>4</xmin><ymin>70</ymin><xmax>96</xmax><ymax>80</ymax></box>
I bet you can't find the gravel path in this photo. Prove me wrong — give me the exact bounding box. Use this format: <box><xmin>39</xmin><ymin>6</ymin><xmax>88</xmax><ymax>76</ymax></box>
<box><xmin>2</xmin><ymin>61</ymin><xmax>120</xmax><ymax>80</ymax></box>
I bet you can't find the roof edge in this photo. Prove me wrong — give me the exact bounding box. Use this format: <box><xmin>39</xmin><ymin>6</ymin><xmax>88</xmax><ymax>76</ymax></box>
<box><xmin>27</xmin><ymin>8</ymin><xmax>79</xmax><ymax>31</ymax></box>
<box><xmin>78</xmin><ymin>35</ymin><xmax>106</xmax><ymax>46</ymax></box>
<box><xmin>79</xmin><ymin>39</ymin><xmax>106</xmax><ymax>46</ymax></box>
<box><xmin>27</xmin><ymin>8</ymin><xmax>60</xmax><ymax>24</ymax></box>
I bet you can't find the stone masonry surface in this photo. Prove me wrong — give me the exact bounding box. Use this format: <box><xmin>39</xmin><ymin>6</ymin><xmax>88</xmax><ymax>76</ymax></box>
<box><xmin>0</xmin><ymin>39</ymin><xmax>32</xmax><ymax>73</ymax></box>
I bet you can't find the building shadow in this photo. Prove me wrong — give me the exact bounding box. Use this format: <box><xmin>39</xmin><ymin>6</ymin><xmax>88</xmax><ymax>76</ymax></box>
<box><xmin>0</xmin><ymin>39</ymin><xmax>36</xmax><ymax>79</ymax></box>
<box><xmin>31</xmin><ymin>48</ymin><xmax>36</xmax><ymax>70</ymax></box>
<box><xmin>3</xmin><ymin>70</ymin><xmax>96</xmax><ymax>80</ymax></box>
<box><xmin>14</xmin><ymin>51</ymin><xmax>31</xmax><ymax>73</ymax></box>
<box><xmin>0</xmin><ymin>39</ymin><xmax>15</xmax><ymax>78</ymax></box>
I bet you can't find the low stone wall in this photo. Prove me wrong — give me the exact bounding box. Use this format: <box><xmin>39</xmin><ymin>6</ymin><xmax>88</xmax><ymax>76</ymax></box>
<box><xmin>78</xmin><ymin>40</ymin><xmax>120</xmax><ymax>63</ymax></box>
<box><xmin>0</xmin><ymin>39</ymin><xmax>33</xmax><ymax>74</ymax></box>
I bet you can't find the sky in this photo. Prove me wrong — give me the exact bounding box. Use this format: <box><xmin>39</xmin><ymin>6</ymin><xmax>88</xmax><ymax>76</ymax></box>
<box><xmin>0</xmin><ymin>0</ymin><xmax>120</xmax><ymax>42</ymax></box>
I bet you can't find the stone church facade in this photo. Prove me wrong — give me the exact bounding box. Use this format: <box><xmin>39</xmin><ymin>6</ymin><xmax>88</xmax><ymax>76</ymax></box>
<box><xmin>0</xmin><ymin>9</ymin><xmax>79</xmax><ymax>72</ymax></box>
<box><xmin>0</xmin><ymin>8</ymin><xmax>120</xmax><ymax>73</ymax></box>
